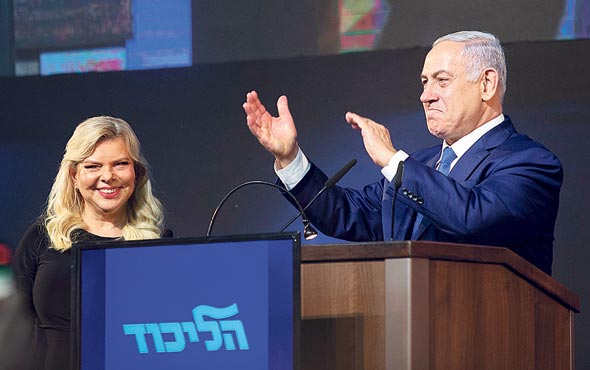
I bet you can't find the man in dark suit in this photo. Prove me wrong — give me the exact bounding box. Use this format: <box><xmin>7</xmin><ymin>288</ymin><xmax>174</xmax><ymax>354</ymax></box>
<box><xmin>243</xmin><ymin>31</ymin><xmax>562</xmax><ymax>275</ymax></box>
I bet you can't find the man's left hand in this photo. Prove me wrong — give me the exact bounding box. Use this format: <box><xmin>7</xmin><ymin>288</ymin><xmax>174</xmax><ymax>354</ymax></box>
<box><xmin>345</xmin><ymin>112</ymin><xmax>397</xmax><ymax>167</ymax></box>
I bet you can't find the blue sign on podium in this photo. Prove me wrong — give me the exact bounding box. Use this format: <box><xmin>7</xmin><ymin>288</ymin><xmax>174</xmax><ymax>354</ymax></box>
<box><xmin>72</xmin><ymin>233</ymin><xmax>300</xmax><ymax>370</ymax></box>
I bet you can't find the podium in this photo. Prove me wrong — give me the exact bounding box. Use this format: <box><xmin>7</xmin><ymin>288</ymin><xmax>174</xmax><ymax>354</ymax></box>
<box><xmin>72</xmin><ymin>234</ymin><xmax>301</xmax><ymax>370</ymax></box>
<box><xmin>299</xmin><ymin>241</ymin><xmax>580</xmax><ymax>370</ymax></box>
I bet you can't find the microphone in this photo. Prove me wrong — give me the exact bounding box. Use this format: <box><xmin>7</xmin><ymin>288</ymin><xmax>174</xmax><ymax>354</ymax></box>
<box><xmin>324</xmin><ymin>158</ymin><xmax>357</xmax><ymax>188</ymax></box>
<box><xmin>279</xmin><ymin>159</ymin><xmax>357</xmax><ymax>232</ymax></box>
<box><xmin>390</xmin><ymin>160</ymin><xmax>404</xmax><ymax>240</ymax></box>
<box><xmin>206</xmin><ymin>180</ymin><xmax>318</xmax><ymax>240</ymax></box>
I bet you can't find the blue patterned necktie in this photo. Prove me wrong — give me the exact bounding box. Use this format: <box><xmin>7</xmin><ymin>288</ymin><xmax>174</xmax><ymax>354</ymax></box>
<box><xmin>411</xmin><ymin>147</ymin><xmax>457</xmax><ymax>239</ymax></box>
<box><xmin>437</xmin><ymin>147</ymin><xmax>457</xmax><ymax>176</ymax></box>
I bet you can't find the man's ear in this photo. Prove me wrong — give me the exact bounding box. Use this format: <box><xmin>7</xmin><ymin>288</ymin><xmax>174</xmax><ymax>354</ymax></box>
<box><xmin>481</xmin><ymin>68</ymin><xmax>499</xmax><ymax>101</ymax></box>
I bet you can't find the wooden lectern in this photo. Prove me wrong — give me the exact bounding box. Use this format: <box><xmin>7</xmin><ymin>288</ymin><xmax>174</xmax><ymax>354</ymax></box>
<box><xmin>299</xmin><ymin>241</ymin><xmax>580</xmax><ymax>370</ymax></box>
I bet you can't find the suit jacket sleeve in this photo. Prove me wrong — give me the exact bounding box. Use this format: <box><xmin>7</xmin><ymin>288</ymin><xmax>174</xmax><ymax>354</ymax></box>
<box><xmin>287</xmin><ymin>162</ymin><xmax>386</xmax><ymax>241</ymax></box>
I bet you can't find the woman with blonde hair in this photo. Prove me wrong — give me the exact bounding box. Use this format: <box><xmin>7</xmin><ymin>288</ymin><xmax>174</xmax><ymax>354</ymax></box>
<box><xmin>13</xmin><ymin>116</ymin><xmax>170</xmax><ymax>370</ymax></box>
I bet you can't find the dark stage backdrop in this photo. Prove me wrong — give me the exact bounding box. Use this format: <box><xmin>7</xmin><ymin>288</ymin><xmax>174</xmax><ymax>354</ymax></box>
<box><xmin>1</xmin><ymin>39</ymin><xmax>589</xmax><ymax>367</ymax></box>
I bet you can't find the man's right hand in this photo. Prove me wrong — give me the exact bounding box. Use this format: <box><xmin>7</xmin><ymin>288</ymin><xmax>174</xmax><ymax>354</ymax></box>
<box><xmin>243</xmin><ymin>91</ymin><xmax>299</xmax><ymax>169</ymax></box>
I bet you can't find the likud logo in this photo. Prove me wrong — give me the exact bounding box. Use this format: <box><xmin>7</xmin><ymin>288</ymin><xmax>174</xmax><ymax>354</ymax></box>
<box><xmin>123</xmin><ymin>303</ymin><xmax>250</xmax><ymax>353</ymax></box>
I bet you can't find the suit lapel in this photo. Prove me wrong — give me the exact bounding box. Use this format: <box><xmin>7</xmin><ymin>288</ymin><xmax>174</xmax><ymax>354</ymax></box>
<box><xmin>387</xmin><ymin>118</ymin><xmax>516</xmax><ymax>240</ymax></box>
<box><xmin>395</xmin><ymin>204</ymin><xmax>418</xmax><ymax>240</ymax></box>
<box><xmin>449</xmin><ymin>118</ymin><xmax>516</xmax><ymax>181</ymax></box>
<box><xmin>383</xmin><ymin>178</ymin><xmax>418</xmax><ymax>240</ymax></box>
<box><xmin>382</xmin><ymin>179</ymin><xmax>394</xmax><ymax>240</ymax></box>
<box><xmin>448</xmin><ymin>147</ymin><xmax>489</xmax><ymax>181</ymax></box>
<box><xmin>417</xmin><ymin>118</ymin><xmax>516</xmax><ymax>238</ymax></box>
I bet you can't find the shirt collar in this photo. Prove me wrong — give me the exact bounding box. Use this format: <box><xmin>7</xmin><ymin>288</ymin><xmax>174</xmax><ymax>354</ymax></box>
<box><xmin>441</xmin><ymin>114</ymin><xmax>505</xmax><ymax>168</ymax></box>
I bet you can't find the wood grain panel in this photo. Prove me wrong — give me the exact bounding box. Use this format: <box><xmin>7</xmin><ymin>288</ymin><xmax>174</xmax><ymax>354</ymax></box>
<box><xmin>301</xmin><ymin>261</ymin><xmax>385</xmax><ymax>370</ymax></box>
<box><xmin>534</xmin><ymin>288</ymin><xmax>573</xmax><ymax>370</ymax></box>
<box><xmin>430</xmin><ymin>261</ymin><xmax>536</xmax><ymax>370</ymax></box>
<box><xmin>299</xmin><ymin>242</ymin><xmax>578</xmax><ymax>370</ymax></box>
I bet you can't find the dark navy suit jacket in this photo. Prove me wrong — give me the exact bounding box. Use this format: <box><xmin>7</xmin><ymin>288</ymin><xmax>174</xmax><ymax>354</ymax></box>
<box><xmin>288</xmin><ymin>117</ymin><xmax>563</xmax><ymax>275</ymax></box>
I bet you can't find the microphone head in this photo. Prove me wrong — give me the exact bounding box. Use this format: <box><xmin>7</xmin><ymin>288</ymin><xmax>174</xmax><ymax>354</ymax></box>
<box><xmin>393</xmin><ymin>160</ymin><xmax>404</xmax><ymax>189</ymax></box>
<box><xmin>324</xmin><ymin>158</ymin><xmax>357</xmax><ymax>188</ymax></box>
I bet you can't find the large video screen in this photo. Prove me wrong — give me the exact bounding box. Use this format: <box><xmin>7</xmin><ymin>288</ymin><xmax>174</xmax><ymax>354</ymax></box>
<box><xmin>11</xmin><ymin>0</ymin><xmax>191</xmax><ymax>76</ymax></box>
<box><xmin>2</xmin><ymin>0</ymin><xmax>589</xmax><ymax>76</ymax></box>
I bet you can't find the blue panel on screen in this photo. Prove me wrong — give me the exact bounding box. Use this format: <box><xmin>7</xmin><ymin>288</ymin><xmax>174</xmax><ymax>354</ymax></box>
<box><xmin>14</xmin><ymin>0</ymin><xmax>192</xmax><ymax>76</ymax></box>
<box><xmin>125</xmin><ymin>0</ymin><xmax>192</xmax><ymax>70</ymax></box>
<box><xmin>73</xmin><ymin>234</ymin><xmax>299</xmax><ymax>370</ymax></box>
<box><xmin>40</xmin><ymin>48</ymin><xmax>126</xmax><ymax>75</ymax></box>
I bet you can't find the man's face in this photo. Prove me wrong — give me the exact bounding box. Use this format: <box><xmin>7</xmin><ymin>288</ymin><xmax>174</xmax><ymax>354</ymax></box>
<box><xmin>420</xmin><ymin>41</ymin><xmax>484</xmax><ymax>144</ymax></box>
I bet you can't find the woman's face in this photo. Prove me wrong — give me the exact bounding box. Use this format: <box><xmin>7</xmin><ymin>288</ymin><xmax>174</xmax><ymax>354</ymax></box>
<box><xmin>71</xmin><ymin>137</ymin><xmax>136</xmax><ymax>222</ymax></box>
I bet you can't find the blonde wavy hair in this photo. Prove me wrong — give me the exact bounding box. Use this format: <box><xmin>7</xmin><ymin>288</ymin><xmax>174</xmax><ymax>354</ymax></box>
<box><xmin>45</xmin><ymin>116</ymin><xmax>165</xmax><ymax>251</ymax></box>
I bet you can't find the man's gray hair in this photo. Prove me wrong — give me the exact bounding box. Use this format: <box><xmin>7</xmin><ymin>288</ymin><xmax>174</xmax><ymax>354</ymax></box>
<box><xmin>434</xmin><ymin>31</ymin><xmax>507</xmax><ymax>101</ymax></box>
